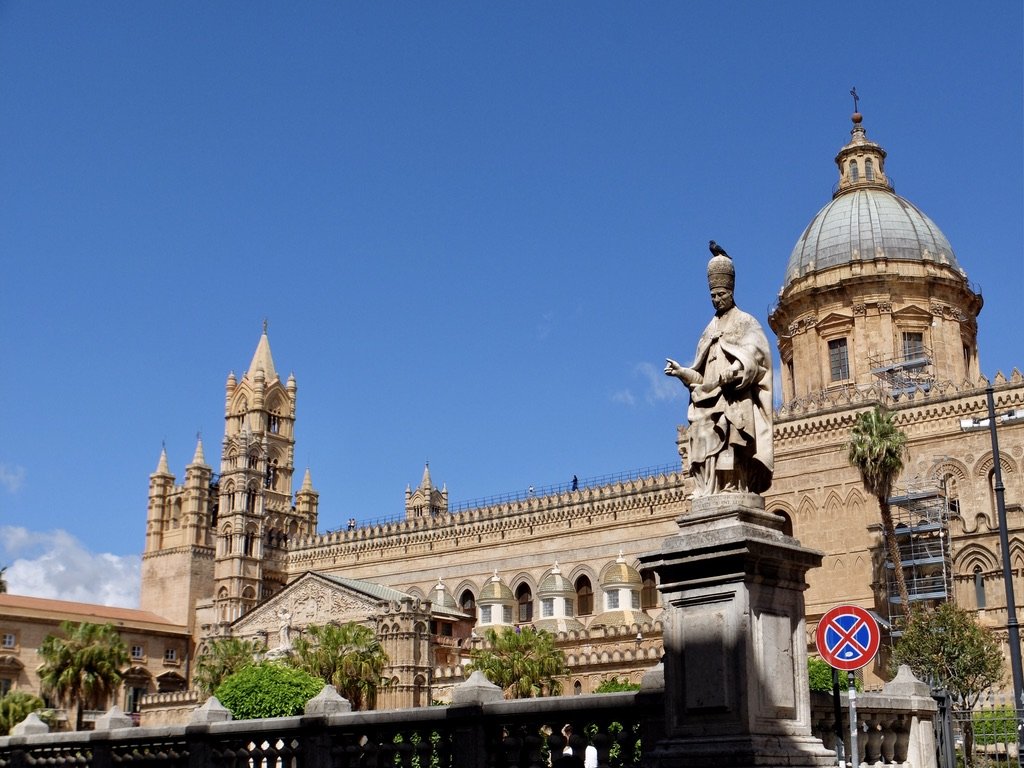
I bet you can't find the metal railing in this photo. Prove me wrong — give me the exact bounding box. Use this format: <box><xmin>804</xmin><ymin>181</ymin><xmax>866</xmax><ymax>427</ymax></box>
<box><xmin>0</xmin><ymin>690</ymin><xmax>656</xmax><ymax>768</ymax></box>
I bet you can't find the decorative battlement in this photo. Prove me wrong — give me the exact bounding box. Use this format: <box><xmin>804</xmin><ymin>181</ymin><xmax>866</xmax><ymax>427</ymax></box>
<box><xmin>775</xmin><ymin>370</ymin><xmax>1023</xmax><ymax>423</ymax></box>
<box><xmin>288</xmin><ymin>469</ymin><xmax>687</xmax><ymax>567</ymax></box>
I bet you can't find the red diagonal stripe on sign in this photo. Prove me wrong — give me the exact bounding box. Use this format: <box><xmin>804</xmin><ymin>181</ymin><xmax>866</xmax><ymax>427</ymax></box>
<box><xmin>829</xmin><ymin>615</ymin><xmax>869</xmax><ymax>656</ymax></box>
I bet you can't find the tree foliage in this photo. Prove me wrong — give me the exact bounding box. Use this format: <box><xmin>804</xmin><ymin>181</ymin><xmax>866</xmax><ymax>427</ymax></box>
<box><xmin>213</xmin><ymin>662</ymin><xmax>324</xmax><ymax>719</ymax></box>
<box><xmin>594</xmin><ymin>677</ymin><xmax>641</xmax><ymax>693</ymax></box>
<box><xmin>467</xmin><ymin>627</ymin><xmax>567</xmax><ymax>698</ymax></box>
<box><xmin>0</xmin><ymin>691</ymin><xmax>44</xmax><ymax>735</ymax></box>
<box><xmin>288</xmin><ymin>622</ymin><xmax>388</xmax><ymax>710</ymax></box>
<box><xmin>891</xmin><ymin>602</ymin><xmax>1003</xmax><ymax>710</ymax></box>
<box><xmin>892</xmin><ymin>603</ymin><xmax>1004</xmax><ymax>768</ymax></box>
<box><xmin>848</xmin><ymin>405</ymin><xmax>911</xmax><ymax>610</ymax></box>
<box><xmin>37</xmin><ymin>621</ymin><xmax>129</xmax><ymax>730</ymax></box>
<box><xmin>193</xmin><ymin>636</ymin><xmax>264</xmax><ymax>696</ymax></box>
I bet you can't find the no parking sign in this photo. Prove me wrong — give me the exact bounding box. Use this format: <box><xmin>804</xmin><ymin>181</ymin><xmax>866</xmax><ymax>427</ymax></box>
<box><xmin>814</xmin><ymin>604</ymin><xmax>880</xmax><ymax>671</ymax></box>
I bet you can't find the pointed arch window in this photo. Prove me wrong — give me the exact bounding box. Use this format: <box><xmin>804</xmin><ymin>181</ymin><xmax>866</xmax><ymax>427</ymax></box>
<box><xmin>460</xmin><ymin>589</ymin><xmax>476</xmax><ymax>614</ymax></box>
<box><xmin>942</xmin><ymin>473</ymin><xmax>960</xmax><ymax>516</ymax></box>
<box><xmin>516</xmin><ymin>583</ymin><xmax>533</xmax><ymax>623</ymax></box>
<box><xmin>575</xmin><ymin>576</ymin><xmax>593</xmax><ymax>616</ymax></box>
<box><xmin>974</xmin><ymin>565</ymin><xmax>986</xmax><ymax>609</ymax></box>
<box><xmin>640</xmin><ymin>569</ymin><xmax>659</xmax><ymax>609</ymax></box>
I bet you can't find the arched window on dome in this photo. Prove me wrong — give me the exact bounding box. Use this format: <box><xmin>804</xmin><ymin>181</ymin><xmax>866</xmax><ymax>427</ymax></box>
<box><xmin>865</xmin><ymin>158</ymin><xmax>875</xmax><ymax>181</ymax></box>
<box><xmin>516</xmin><ymin>583</ymin><xmax>533</xmax><ymax>623</ymax></box>
<box><xmin>849</xmin><ymin>160</ymin><xmax>859</xmax><ymax>182</ymax></box>
<box><xmin>974</xmin><ymin>565</ymin><xmax>986</xmax><ymax>609</ymax></box>
<box><xmin>575</xmin><ymin>576</ymin><xmax>593</xmax><ymax>616</ymax></box>
<box><xmin>828</xmin><ymin>338</ymin><xmax>850</xmax><ymax>381</ymax></box>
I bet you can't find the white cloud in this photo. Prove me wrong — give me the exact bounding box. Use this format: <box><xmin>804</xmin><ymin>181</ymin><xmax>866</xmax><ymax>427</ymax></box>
<box><xmin>0</xmin><ymin>527</ymin><xmax>140</xmax><ymax>608</ymax></box>
<box><xmin>0</xmin><ymin>464</ymin><xmax>26</xmax><ymax>493</ymax></box>
<box><xmin>536</xmin><ymin>310</ymin><xmax>554</xmax><ymax>340</ymax></box>
<box><xmin>612</xmin><ymin>389</ymin><xmax>636</xmax><ymax>406</ymax></box>
<box><xmin>637</xmin><ymin>361</ymin><xmax>683</xmax><ymax>405</ymax></box>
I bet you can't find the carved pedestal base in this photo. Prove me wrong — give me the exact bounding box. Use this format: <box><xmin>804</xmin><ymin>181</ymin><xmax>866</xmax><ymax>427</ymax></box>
<box><xmin>641</xmin><ymin>493</ymin><xmax>834</xmax><ymax>768</ymax></box>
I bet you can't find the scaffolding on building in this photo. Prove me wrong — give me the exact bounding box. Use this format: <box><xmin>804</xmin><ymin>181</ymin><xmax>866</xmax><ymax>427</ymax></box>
<box><xmin>884</xmin><ymin>483</ymin><xmax>953</xmax><ymax>630</ymax></box>
<box><xmin>870</xmin><ymin>345</ymin><xmax>935</xmax><ymax>396</ymax></box>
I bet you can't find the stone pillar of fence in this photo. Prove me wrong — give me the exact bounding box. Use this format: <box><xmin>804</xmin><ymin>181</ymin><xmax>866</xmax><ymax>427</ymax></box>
<box><xmin>640</xmin><ymin>492</ymin><xmax>835</xmax><ymax>768</ymax></box>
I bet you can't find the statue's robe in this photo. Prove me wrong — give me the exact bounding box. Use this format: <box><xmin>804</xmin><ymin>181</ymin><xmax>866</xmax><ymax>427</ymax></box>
<box><xmin>686</xmin><ymin>305</ymin><xmax>774</xmax><ymax>495</ymax></box>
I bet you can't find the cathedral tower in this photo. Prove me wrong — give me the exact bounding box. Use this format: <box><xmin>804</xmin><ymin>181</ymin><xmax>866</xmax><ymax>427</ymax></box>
<box><xmin>140</xmin><ymin>440</ymin><xmax>217</xmax><ymax>630</ymax></box>
<box><xmin>213</xmin><ymin>326</ymin><xmax>318</xmax><ymax>623</ymax></box>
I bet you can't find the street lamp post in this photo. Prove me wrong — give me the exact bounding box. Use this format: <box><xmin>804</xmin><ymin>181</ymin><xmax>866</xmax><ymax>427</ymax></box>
<box><xmin>983</xmin><ymin>386</ymin><xmax>1024</xmax><ymax>745</ymax></box>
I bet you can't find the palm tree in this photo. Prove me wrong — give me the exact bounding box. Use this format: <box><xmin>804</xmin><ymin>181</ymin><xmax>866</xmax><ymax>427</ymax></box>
<box><xmin>289</xmin><ymin>623</ymin><xmax>388</xmax><ymax>710</ymax></box>
<box><xmin>37</xmin><ymin>621</ymin><xmax>129</xmax><ymax>730</ymax></box>
<box><xmin>192</xmin><ymin>637</ymin><xmax>265</xmax><ymax>697</ymax></box>
<box><xmin>467</xmin><ymin>626</ymin><xmax>567</xmax><ymax>698</ymax></box>
<box><xmin>848</xmin><ymin>405</ymin><xmax>911</xmax><ymax>612</ymax></box>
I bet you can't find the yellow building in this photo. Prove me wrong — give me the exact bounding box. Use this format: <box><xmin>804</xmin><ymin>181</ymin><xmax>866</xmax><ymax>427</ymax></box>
<box><xmin>0</xmin><ymin>594</ymin><xmax>190</xmax><ymax>726</ymax></box>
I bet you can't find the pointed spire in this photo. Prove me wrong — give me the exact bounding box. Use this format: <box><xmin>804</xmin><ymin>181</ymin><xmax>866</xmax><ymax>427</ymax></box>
<box><xmin>421</xmin><ymin>462</ymin><xmax>432</xmax><ymax>489</ymax></box>
<box><xmin>300</xmin><ymin>467</ymin><xmax>314</xmax><ymax>492</ymax></box>
<box><xmin>247</xmin><ymin>325</ymin><xmax>278</xmax><ymax>382</ymax></box>
<box><xmin>191</xmin><ymin>435</ymin><xmax>206</xmax><ymax>466</ymax></box>
<box><xmin>155</xmin><ymin>445</ymin><xmax>171</xmax><ymax>476</ymax></box>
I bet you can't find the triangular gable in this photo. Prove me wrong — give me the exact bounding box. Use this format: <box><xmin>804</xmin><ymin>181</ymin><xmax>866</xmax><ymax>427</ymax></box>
<box><xmin>231</xmin><ymin>572</ymin><xmax>398</xmax><ymax>645</ymax></box>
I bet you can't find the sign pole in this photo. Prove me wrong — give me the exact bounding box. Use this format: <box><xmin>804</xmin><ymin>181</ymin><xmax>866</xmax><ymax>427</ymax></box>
<box><xmin>832</xmin><ymin>668</ymin><xmax>846</xmax><ymax>767</ymax></box>
<box><xmin>815</xmin><ymin>605</ymin><xmax>879</xmax><ymax>768</ymax></box>
<box><xmin>847</xmin><ymin>671</ymin><xmax>859</xmax><ymax>768</ymax></box>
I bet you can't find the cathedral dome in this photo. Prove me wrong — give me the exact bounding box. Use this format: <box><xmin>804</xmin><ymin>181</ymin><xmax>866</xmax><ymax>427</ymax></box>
<box><xmin>782</xmin><ymin>112</ymin><xmax>964</xmax><ymax>288</ymax></box>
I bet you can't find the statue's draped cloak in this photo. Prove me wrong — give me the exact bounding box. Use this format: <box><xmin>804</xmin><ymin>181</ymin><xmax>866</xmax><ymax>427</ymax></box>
<box><xmin>687</xmin><ymin>305</ymin><xmax>774</xmax><ymax>493</ymax></box>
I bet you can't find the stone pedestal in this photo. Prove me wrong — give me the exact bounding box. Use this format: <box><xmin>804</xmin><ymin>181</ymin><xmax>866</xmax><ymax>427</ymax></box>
<box><xmin>640</xmin><ymin>492</ymin><xmax>835</xmax><ymax>768</ymax></box>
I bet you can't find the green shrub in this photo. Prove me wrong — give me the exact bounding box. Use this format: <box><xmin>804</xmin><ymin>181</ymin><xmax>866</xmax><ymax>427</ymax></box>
<box><xmin>808</xmin><ymin>657</ymin><xmax>861</xmax><ymax>693</ymax></box>
<box><xmin>214</xmin><ymin>661</ymin><xmax>324</xmax><ymax>719</ymax></box>
<box><xmin>972</xmin><ymin>706</ymin><xmax>1017</xmax><ymax>746</ymax></box>
<box><xmin>595</xmin><ymin>678</ymin><xmax>641</xmax><ymax>693</ymax></box>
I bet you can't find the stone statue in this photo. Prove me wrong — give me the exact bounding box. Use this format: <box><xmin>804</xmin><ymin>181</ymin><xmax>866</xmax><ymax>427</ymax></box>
<box><xmin>277</xmin><ymin>607</ymin><xmax>292</xmax><ymax>649</ymax></box>
<box><xmin>664</xmin><ymin>250</ymin><xmax>773</xmax><ymax>497</ymax></box>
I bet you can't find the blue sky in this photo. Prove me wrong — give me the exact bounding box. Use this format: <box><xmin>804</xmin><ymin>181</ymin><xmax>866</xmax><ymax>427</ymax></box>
<box><xmin>1</xmin><ymin>3</ymin><xmax>1021</xmax><ymax>606</ymax></box>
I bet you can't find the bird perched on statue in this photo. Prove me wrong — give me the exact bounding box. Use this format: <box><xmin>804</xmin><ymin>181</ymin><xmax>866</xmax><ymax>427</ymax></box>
<box><xmin>709</xmin><ymin>240</ymin><xmax>731</xmax><ymax>259</ymax></box>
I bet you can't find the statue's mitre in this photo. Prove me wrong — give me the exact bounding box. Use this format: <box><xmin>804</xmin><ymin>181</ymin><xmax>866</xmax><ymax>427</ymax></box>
<box><xmin>707</xmin><ymin>253</ymin><xmax>735</xmax><ymax>290</ymax></box>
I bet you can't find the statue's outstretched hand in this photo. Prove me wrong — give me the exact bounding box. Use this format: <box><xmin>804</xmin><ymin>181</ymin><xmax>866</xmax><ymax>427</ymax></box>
<box><xmin>665</xmin><ymin>359</ymin><xmax>703</xmax><ymax>387</ymax></box>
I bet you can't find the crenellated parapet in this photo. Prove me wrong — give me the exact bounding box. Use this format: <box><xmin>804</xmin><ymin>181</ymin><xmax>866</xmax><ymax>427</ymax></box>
<box><xmin>287</xmin><ymin>470</ymin><xmax>687</xmax><ymax>573</ymax></box>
